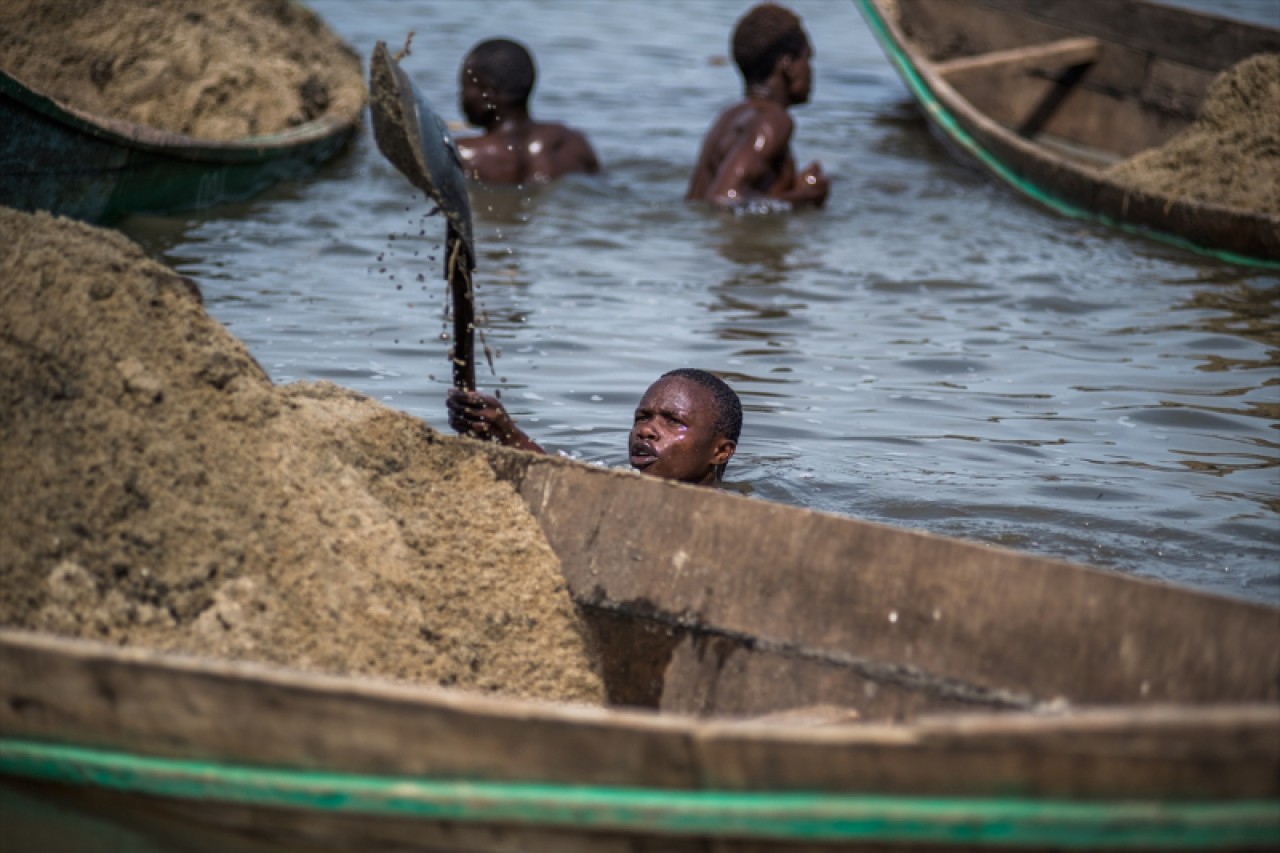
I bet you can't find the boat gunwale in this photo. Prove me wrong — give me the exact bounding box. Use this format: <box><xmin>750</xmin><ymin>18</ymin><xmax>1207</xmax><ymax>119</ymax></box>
<box><xmin>7</xmin><ymin>625</ymin><xmax>1279</xmax><ymax>742</ymax></box>
<box><xmin>2</xmin><ymin>629</ymin><xmax>1277</xmax><ymax>790</ymax></box>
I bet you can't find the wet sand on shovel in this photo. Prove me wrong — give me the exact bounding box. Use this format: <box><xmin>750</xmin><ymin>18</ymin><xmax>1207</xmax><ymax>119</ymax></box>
<box><xmin>0</xmin><ymin>207</ymin><xmax>604</xmax><ymax>704</ymax></box>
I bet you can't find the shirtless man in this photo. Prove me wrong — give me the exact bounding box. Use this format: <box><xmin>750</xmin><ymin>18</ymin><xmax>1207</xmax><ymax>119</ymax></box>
<box><xmin>446</xmin><ymin>368</ymin><xmax>742</xmax><ymax>486</ymax></box>
<box><xmin>456</xmin><ymin>38</ymin><xmax>600</xmax><ymax>184</ymax></box>
<box><xmin>686</xmin><ymin>3</ymin><xmax>829</xmax><ymax>209</ymax></box>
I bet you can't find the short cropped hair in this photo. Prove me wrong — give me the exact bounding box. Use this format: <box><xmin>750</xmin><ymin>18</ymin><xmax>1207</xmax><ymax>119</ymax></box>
<box><xmin>662</xmin><ymin>368</ymin><xmax>743</xmax><ymax>444</ymax></box>
<box><xmin>464</xmin><ymin>38</ymin><xmax>536</xmax><ymax>104</ymax></box>
<box><xmin>732</xmin><ymin>3</ymin><xmax>809</xmax><ymax>85</ymax></box>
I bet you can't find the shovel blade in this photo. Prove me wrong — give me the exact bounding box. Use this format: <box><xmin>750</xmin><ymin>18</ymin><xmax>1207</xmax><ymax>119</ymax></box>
<box><xmin>369</xmin><ymin>41</ymin><xmax>475</xmax><ymax>268</ymax></box>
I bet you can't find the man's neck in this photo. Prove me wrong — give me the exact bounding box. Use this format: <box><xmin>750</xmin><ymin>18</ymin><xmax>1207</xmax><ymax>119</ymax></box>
<box><xmin>482</xmin><ymin>104</ymin><xmax>533</xmax><ymax>134</ymax></box>
<box><xmin>744</xmin><ymin>76</ymin><xmax>790</xmax><ymax>108</ymax></box>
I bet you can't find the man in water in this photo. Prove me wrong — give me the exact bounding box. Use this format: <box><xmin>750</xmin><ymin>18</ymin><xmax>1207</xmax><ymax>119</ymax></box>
<box><xmin>446</xmin><ymin>368</ymin><xmax>742</xmax><ymax>486</ymax></box>
<box><xmin>456</xmin><ymin>38</ymin><xmax>601</xmax><ymax>184</ymax></box>
<box><xmin>686</xmin><ymin>3</ymin><xmax>828</xmax><ymax>209</ymax></box>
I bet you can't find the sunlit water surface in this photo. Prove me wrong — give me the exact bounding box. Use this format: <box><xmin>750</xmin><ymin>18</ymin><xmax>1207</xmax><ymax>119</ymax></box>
<box><xmin>120</xmin><ymin>0</ymin><xmax>1280</xmax><ymax>605</ymax></box>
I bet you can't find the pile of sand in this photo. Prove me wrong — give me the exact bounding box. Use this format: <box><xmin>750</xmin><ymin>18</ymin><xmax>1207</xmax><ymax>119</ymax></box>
<box><xmin>1106</xmin><ymin>53</ymin><xmax>1280</xmax><ymax>214</ymax></box>
<box><xmin>0</xmin><ymin>0</ymin><xmax>365</xmax><ymax>141</ymax></box>
<box><xmin>0</xmin><ymin>207</ymin><xmax>603</xmax><ymax>705</ymax></box>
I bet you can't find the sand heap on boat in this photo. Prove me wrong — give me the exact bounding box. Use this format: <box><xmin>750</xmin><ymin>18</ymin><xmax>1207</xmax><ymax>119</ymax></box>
<box><xmin>0</xmin><ymin>0</ymin><xmax>365</xmax><ymax>141</ymax></box>
<box><xmin>1106</xmin><ymin>53</ymin><xmax>1280</xmax><ymax>215</ymax></box>
<box><xmin>0</xmin><ymin>207</ymin><xmax>603</xmax><ymax>704</ymax></box>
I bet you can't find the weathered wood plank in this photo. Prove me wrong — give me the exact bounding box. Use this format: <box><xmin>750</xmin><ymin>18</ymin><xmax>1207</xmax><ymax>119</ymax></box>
<box><xmin>3</xmin><ymin>631</ymin><xmax>1278</xmax><ymax>801</ymax></box>
<box><xmin>1142</xmin><ymin>56</ymin><xmax>1220</xmax><ymax>118</ymax></box>
<box><xmin>695</xmin><ymin>704</ymin><xmax>1280</xmax><ymax>798</ymax></box>
<box><xmin>950</xmin><ymin>69</ymin><xmax>1190</xmax><ymax>157</ymax></box>
<box><xmin>488</xmin><ymin>448</ymin><xmax>1280</xmax><ymax>714</ymax></box>
<box><xmin>0</xmin><ymin>630</ymin><xmax>700</xmax><ymax>788</ymax></box>
<box><xmin>898</xmin><ymin>0</ymin><xmax>1275</xmax><ymax>132</ymax></box>
<box><xmin>901</xmin><ymin>0</ymin><xmax>1280</xmax><ymax>74</ymax></box>
<box><xmin>934</xmin><ymin>37</ymin><xmax>1100</xmax><ymax>86</ymax></box>
<box><xmin>975</xmin><ymin>0</ymin><xmax>1280</xmax><ymax>71</ymax></box>
<box><xmin>894</xmin><ymin>1</ymin><xmax>1191</xmax><ymax>138</ymax></box>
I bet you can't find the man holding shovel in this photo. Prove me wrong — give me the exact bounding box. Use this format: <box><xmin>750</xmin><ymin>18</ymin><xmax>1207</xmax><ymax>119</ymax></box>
<box><xmin>447</xmin><ymin>368</ymin><xmax>741</xmax><ymax>486</ymax></box>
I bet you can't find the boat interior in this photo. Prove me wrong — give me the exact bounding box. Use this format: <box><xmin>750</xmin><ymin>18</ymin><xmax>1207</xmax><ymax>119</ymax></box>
<box><xmin>887</xmin><ymin>0</ymin><xmax>1272</xmax><ymax>169</ymax></box>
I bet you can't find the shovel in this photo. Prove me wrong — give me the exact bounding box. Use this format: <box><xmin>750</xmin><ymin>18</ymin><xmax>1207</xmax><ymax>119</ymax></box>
<box><xmin>369</xmin><ymin>40</ymin><xmax>477</xmax><ymax>390</ymax></box>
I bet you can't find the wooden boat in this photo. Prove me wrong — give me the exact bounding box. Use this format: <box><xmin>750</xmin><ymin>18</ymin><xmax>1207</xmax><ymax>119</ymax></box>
<box><xmin>853</xmin><ymin>0</ymin><xmax>1280</xmax><ymax>267</ymax></box>
<box><xmin>0</xmin><ymin>69</ymin><xmax>362</xmax><ymax>225</ymax></box>
<box><xmin>2</xmin><ymin>442</ymin><xmax>1277</xmax><ymax>850</ymax></box>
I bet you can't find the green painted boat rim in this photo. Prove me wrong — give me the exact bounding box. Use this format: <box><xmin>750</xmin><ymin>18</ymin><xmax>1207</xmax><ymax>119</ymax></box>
<box><xmin>2</xmin><ymin>738</ymin><xmax>1276</xmax><ymax>848</ymax></box>
<box><xmin>851</xmin><ymin>0</ymin><xmax>1280</xmax><ymax>271</ymax></box>
<box><xmin>0</xmin><ymin>68</ymin><xmax>362</xmax><ymax>164</ymax></box>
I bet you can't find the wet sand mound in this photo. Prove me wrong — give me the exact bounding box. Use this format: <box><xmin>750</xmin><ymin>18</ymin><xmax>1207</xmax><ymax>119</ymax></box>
<box><xmin>1106</xmin><ymin>53</ymin><xmax>1280</xmax><ymax>214</ymax></box>
<box><xmin>0</xmin><ymin>0</ymin><xmax>366</xmax><ymax>141</ymax></box>
<box><xmin>0</xmin><ymin>207</ymin><xmax>603</xmax><ymax>704</ymax></box>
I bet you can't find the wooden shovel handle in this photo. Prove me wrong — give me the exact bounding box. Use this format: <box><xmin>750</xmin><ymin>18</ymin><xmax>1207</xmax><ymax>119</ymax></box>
<box><xmin>447</xmin><ymin>225</ymin><xmax>475</xmax><ymax>391</ymax></box>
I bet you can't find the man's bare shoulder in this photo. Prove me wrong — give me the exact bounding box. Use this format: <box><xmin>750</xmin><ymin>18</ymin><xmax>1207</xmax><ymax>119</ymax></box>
<box><xmin>531</xmin><ymin>122</ymin><xmax>599</xmax><ymax>175</ymax></box>
<box><xmin>531</xmin><ymin>121</ymin><xmax>591</xmax><ymax>147</ymax></box>
<box><xmin>456</xmin><ymin>132</ymin><xmax>520</xmax><ymax>183</ymax></box>
<box><xmin>456</xmin><ymin>131</ymin><xmax>503</xmax><ymax>157</ymax></box>
<box><xmin>748</xmin><ymin>100</ymin><xmax>795</xmax><ymax>135</ymax></box>
<box><xmin>711</xmin><ymin>99</ymin><xmax>793</xmax><ymax>144</ymax></box>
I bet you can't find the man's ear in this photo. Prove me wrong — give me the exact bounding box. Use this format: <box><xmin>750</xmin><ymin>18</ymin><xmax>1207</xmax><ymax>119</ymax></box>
<box><xmin>711</xmin><ymin>438</ymin><xmax>736</xmax><ymax>467</ymax></box>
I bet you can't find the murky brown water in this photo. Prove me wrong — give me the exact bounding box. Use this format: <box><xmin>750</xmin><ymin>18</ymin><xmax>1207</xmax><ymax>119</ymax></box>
<box><xmin>120</xmin><ymin>0</ymin><xmax>1280</xmax><ymax>604</ymax></box>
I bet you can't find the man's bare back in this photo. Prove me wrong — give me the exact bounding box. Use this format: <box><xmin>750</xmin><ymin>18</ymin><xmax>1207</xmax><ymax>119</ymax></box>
<box><xmin>458</xmin><ymin>120</ymin><xmax>599</xmax><ymax>185</ymax></box>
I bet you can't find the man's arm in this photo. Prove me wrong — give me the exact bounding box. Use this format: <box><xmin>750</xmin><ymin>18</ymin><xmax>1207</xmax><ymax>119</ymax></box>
<box><xmin>773</xmin><ymin>161</ymin><xmax>829</xmax><ymax>209</ymax></box>
<box><xmin>446</xmin><ymin>388</ymin><xmax>545</xmax><ymax>453</ymax></box>
<box><xmin>703</xmin><ymin>110</ymin><xmax>827</xmax><ymax>209</ymax></box>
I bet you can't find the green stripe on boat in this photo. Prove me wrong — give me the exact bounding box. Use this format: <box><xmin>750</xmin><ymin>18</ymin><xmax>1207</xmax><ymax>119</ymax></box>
<box><xmin>1</xmin><ymin>739</ymin><xmax>1276</xmax><ymax>848</ymax></box>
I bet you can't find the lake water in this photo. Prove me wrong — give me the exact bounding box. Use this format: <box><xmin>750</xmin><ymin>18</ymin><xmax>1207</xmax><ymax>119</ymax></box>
<box><xmin>119</xmin><ymin>0</ymin><xmax>1280</xmax><ymax>605</ymax></box>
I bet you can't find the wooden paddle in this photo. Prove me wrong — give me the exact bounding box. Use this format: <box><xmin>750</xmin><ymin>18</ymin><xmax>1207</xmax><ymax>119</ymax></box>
<box><xmin>369</xmin><ymin>40</ymin><xmax>477</xmax><ymax>390</ymax></box>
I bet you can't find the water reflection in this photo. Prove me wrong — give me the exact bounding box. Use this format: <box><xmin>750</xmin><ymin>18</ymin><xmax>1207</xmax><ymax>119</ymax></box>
<box><xmin>471</xmin><ymin>184</ymin><xmax>541</xmax><ymax>228</ymax></box>
<box><xmin>1180</xmin><ymin>282</ymin><xmax>1280</xmax><ymax>365</ymax></box>
<box><xmin>711</xmin><ymin>215</ymin><xmax>801</xmax><ymax>271</ymax></box>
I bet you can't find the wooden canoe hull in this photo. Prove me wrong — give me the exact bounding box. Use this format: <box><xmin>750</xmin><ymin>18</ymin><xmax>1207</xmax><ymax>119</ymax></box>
<box><xmin>479</xmin><ymin>446</ymin><xmax>1280</xmax><ymax>717</ymax></box>
<box><xmin>0</xmin><ymin>70</ymin><xmax>361</xmax><ymax>225</ymax></box>
<box><xmin>2</xmin><ymin>633</ymin><xmax>1278</xmax><ymax>851</ymax></box>
<box><xmin>854</xmin><ymin>0</ymin><xmax>1280</xmax><ymax>266</ymax></box>
<box><xmin>2</xmin><ymin>442</ymin><xmax>1278</xmax><ymax>849</ymax></box>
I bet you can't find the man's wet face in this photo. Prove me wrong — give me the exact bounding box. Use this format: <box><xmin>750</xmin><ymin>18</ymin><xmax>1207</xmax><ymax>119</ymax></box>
<box><xmin>629</xmin><ymin>377</ymin><xmax>732</xmax><ymax>485</ymax></box>
<box><xmin>787</xmin><ymin>45</ymin><xmax>813</xmax><ymax>104</ymax></box>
